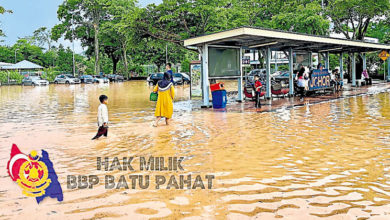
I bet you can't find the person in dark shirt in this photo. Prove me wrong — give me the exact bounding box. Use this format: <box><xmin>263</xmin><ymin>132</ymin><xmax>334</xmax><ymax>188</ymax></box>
<box><xmin>254</xmin><ymin>75</ymin><xmax>263</xmax><ymax>108</ymax></box>
<box><xmin>166</xmin><ymin>63</ymin><xmax>174</xmax><ymax>83</ymax></box>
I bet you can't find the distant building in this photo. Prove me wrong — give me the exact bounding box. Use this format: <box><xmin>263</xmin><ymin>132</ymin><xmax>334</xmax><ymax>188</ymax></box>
<box><xmin>0</xmin><ymin>60</ymin><xmax>43</xmax><ymax>76</ymax></box>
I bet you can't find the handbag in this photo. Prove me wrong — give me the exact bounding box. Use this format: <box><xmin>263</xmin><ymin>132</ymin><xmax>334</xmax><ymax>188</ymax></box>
<box><xmin>150</xmin><ymin>92</ymin><xmax>158</xmax><ymax>101</ymax></box>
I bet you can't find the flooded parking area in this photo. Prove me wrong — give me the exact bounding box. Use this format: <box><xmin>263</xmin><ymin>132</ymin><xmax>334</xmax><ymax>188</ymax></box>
<box><xmin>0</xmin><ymin>81</ymin><xmax>390</xmax><ymax>219</ymax></box>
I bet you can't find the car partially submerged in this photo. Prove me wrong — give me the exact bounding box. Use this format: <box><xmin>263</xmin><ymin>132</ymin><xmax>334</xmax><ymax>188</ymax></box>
<box><xmin>147</xmin><ymin>73</ymin><xmax>164</xmax><ymax>86</ymax></box>
<box><xmin>22</xmin><ymin>76</ymin><xmax>49</xmax><ymax>86</ymax></box>
<box><xmin>93</xmin><ymin>75</ymin><xmax>109</xmax><ymax>83</ymax></box>
<box><xmin>172</xmin><ymin>73</ymin><xmax>191</xmax><ymax>85</ymax></box>
<box><xmin>79</xmin><ymin>75</ymin><xmax>94</xmax><ymax>84</ymax></box>
<box><xmin>107</xmin><ymin>74</ymin><xmax>124</xmax><ymax>82</ymax></box>
<box><xmin>54</xmin><ymin>74</ymin><xmax>81</xmax><ymax>84</ymax></box>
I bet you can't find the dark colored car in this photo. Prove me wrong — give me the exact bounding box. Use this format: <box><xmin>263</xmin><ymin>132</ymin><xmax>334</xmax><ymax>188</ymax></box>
<box><xmin>173</xmin><ymin>73</ymin><xmax>191</xmax><ymax>85</ymax></box>
<box><xmin>147</xmin><ymin>73</ymin><xmax>164</xmax><ymax>86</ymax></box>
<box><xmin>273</xmin><ymin>71</ymin><xmax>296</xmax><ymax>84</ymax></box>
<box><xmin>79</xmin><ymin>75</ymin><xmax>94</xmax><ymax>84</ymax></box>
<box><xmin>246</xmin><ymin>69</ymin><xmax>266</xmax><ymax>84</ymax></box>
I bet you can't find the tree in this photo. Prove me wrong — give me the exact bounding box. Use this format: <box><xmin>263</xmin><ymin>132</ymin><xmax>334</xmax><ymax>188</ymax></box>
<box><xmin>270</xmin><ymin>1</ymin><xmax>330</xmax><ymax>35</ymax></box>
<box><xmin>106</xmin><ymin>0</ymin><xmax>138</xmax><ymax>76</ymax></box>
<box><xmin>0</xmin><ymin>5</ymin><xmax>12</xmax><ymax>41</ymax></box>
<box><xmin>100</xmin><ymin>0</ymin><xmax>138</xmax><ymax>75</ymax></box>
<box><xmin>33</xmin><ymin>27</ymin><xmax>53</xmax><ymax>51</ymax></box>
<box><xmin>135</xmin><ymin>0</ymin><xmax>234</xmax><ymax>48</ymax></box>
<box><xmin>325</xmin><ymin>0</ymin><xmax>390</xmax><ymax>80</ymax></box>
<box><xmin>52</xmin><ymin>0</ymin><xmax>110</xmax><ymax>74</ymax></box>
<box><xmin>326</xmin><ymin>0</ymin><xmax>390</xmax><ymax>40</ymax></box>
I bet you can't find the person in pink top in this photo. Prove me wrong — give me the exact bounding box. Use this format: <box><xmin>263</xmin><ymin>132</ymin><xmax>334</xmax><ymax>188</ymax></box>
<box><xmin>362</xmin><ymin>69</ymin><xmax>372</xmax><ymax>85</ymax></box>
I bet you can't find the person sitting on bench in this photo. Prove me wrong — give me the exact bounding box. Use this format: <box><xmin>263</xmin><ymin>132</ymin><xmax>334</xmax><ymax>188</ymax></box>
<box><xmin>362</xmin><ymin>69</ymin><xmax>372</xmax><ymax>85</ymax></box>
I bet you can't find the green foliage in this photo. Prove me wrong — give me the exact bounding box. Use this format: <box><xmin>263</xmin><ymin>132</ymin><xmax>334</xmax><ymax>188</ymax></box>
<box><xmin>278</xmin><ymin>65</ymin><xmax>289</xmax><ymax>71</ymax></box>
<box><xmin>181</xmin><ymin>59</ymin><xmax>190</xmax><ymax>73</ymax></box>
<box><xmin>326</xmin><ymin>0</ymin><xmax>390</xmax><ymax>40</ymax></box>
<box><xmin>270</xmin><ymin>1</ymin><xmax>330</xmax><ymax>35</ymax></box>
<box><xmin>0</xmin><ymin>71</ymin><xmax>24</xmax><ymax>84</ymax></box>
<box><xmin>41</xmin><ymin>67</ymin><xmax>58</xmax><ymax>82</ymax></box>
<box><xmin>0</xmin><ymin>72</ymin><xmax>7</xmax><ymax>83</ymax></box>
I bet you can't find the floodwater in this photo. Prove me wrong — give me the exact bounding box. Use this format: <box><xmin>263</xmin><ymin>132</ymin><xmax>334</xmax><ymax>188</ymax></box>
<box><xmin>0</xmin><ymin>81</ymin><xmax>389</xmax><ymax>220</ymax></box>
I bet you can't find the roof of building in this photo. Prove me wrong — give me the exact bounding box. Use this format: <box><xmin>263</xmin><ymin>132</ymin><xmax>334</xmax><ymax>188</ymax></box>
<box><xmin>184</xmin><ymin>26</ymin><xmax>390</xmax><ymax>53</ymax></box>
<box><xmin>1</xmin><ymin>60</ymin><xmax>43</xmax><ymax>70</ymax></box>
<box><xmin>0</xmin><ymin>62</ymin><xmax>13</xmax><ymax>66</ymax></box>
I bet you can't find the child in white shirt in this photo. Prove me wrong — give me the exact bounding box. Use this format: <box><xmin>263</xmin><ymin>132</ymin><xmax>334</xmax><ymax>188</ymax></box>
<box><xmin>92</xmin><ymin>95</ymin><xmax>109</xmax><ymax>140</ymax></box>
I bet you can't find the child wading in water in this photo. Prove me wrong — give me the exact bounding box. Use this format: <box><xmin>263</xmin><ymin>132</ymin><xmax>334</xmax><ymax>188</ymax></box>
<box><xmin>92</xmin><ymin>95</ymin><xmax>109</xmax><ymax>140</ymax></box>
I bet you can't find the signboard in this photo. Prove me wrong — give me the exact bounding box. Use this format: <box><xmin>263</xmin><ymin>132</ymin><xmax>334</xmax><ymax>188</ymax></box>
<box><xmin>242</xmin><ymin>56</ymin><xmax>250</xmax><ymax>65</ymax></box>
<box><xmin>308</xmin><ymin>69</ymin><xmax>331</xmax><ymax>91</ymax></box>
<box><xmin>190</xmin><ymin>62</ymin><xmax>202</xmax><ymax>98</ymax></box>
<box><xmin>379</xmin><ymin>50</ymin><xmax>390</xmax><ymax>61</ymax></box>
<box><xmin>208</xmin><ymin>47</ymin><xmax>240</xmax><ymax>77</ymax></box>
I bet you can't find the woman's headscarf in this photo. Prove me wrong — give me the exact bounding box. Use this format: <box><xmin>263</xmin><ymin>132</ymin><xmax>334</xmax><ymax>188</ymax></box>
<box><xmin>158</xmin><ymin>72</ymin><xmax>173</xmax><ymax>91</ymax></box>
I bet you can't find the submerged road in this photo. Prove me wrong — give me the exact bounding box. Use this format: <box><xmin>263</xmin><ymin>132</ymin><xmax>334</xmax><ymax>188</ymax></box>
<box><xmin>0</xmin><ymin>81</ymin><xmax>389</xmax><ymax>219</ymax></box>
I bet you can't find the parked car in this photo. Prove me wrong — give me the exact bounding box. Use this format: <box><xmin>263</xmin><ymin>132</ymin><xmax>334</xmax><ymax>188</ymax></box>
<box><xmin>172</xmin><ymin>73</ymin><xmax>191</xmax><ymax>85</ymax></box>
<box><xmin>147</xmin><ymin>73</ymin><xmax>164</xmax><ymax>86</ymax></box>
<box><xmin>107</xmin><ymin>74</ymin><xmax>124</xmax><ymax>82</ymax></box>
<box><xmin>54</xmin><ymin>74</ymin><xmax>81</xmax><ymax>84</ymax></box>
<box><xmin>22</xmin><ymin>76</ymin><xmax>49</xmax><ymax>86</ymax></box>
<box><xmin>246</xmin><ymin>69</ymin><xmax>266</xmax><ymax>84</ymax></box>
<box><xmin>79</xmin><ymin>75</ymin><xmax>94</xmax><ymax>84</ymax></box>
<box><xmin>273</xmin><ymin>71</ymin><xmax>296</xmax><ymax>81</ymax></box>
<box><xmin>172</xmin><ymin>73</ymin><xmax>184</xmax><ymax>85</ymax></box>
<box><xmin>181</xmin><ymin>73</ymin><xmax>191</xmax><ymax>85</ymax></box>
<box><xmin>93</xmin><ymin>75</ymin><xmax>109</xmax><ymax>83</ymax></box>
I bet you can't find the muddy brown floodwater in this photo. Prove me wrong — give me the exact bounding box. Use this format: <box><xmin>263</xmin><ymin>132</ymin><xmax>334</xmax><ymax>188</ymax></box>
<box><xmin>0</xmin><ymin>81</ymin><xmax>390</xmax><ymax>220</ymax></box>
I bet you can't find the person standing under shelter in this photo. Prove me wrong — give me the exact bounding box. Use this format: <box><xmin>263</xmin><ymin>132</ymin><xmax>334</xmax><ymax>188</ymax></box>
<box><xmin>153</xmin><ymin>72</ymin><xmax>175</xmax><ymax>127</ymax></box>
<box><xmin>254</xmin><ymin>75</ymin><xmax>262</xmax><ymax>108</ymax></box>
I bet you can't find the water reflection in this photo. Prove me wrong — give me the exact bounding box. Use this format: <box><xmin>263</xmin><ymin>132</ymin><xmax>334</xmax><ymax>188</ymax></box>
<box><xmin>0</xmin><ymin>81</ymin><xmax>389</xmax><ymax>219</ymax></box>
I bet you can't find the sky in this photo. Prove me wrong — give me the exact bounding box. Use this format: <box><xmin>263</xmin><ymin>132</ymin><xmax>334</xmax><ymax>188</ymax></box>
<box><xmin>0</xmin><ymin>0</ymin><xmax>162</xmax><ymax>53</ymax></box>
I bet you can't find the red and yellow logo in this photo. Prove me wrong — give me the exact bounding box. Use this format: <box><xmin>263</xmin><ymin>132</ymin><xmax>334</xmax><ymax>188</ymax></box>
<box><xmin>16</xmin><ymin>150</ymin><xmax>51</xmax><ymax>197</ymax></box>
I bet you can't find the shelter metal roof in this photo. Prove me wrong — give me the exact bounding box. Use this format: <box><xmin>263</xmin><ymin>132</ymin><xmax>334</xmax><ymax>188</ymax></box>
<box><xmin>184</xmin><ymin>27</ymin><xmax>390</xmax><ymax>53</ymax></box>
<box><xmin>2</xmin><ymin>60</ymin><xmax>43</xmax><ymax>70</ymax></box>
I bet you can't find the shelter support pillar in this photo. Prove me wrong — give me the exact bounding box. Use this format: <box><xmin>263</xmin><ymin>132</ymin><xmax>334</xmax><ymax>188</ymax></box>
<box><xmin>352</xmin><ymin>53</ymin><xmax>356</xmax><ymax>87</ymax></box>
<box><xmin>388</xmin><ymin>52</ymin><xmax>390</xmax><ymax>81</ymax></box>
<box><xmin>266</xmin><ymin>47</ymin><xmax>271</xmax><ymax>99</ymax></box>
<box><xmin>363</xmin><ymin>53</ymin><xmax>367</xmax><ymax>70</ymax></box>
<box><xmin>289</xmin><ymin>48</ymin><xmax>294</xmax><ymax>96</ymax></box>
<box><xmin>308</xmin><ymin>52</ymin><xmax>313</xmax><ymax>68</ymax></box>
<box><xmin>201</xmin><ymin>44</ymin><xmax>210</xmax><ymax>107</ymax></box>
<box><xmin>339</xmin><ymin>53</ymin><xmax>343</xmax><ymax>83</ymax></box>
<box><xmin>237</xmin><ymin>47</ymin><xmax>243</xmax><ymax>102</ymax></box>
<box><xmin>325</xmin><ymin>52</ymin><xmax>330</xmax><ymax>69</ymax></box>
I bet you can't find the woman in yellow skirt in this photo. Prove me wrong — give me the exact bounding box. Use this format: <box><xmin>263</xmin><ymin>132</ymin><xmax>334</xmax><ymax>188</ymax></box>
<box><xmin>153</xmin><ymin>72</ymin><xmax>175</xmax><ymax>127</ymax></box>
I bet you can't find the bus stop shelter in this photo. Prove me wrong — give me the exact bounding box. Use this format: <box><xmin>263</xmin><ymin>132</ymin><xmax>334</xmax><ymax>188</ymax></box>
<box><xmin>184</xmin><ymin>27</ymin><xmax>390</xmax><ymax>107</ymax></box>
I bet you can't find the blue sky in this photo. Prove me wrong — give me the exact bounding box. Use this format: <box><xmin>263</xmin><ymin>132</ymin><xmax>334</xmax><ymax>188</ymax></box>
<box><xmin>0</xmin><ymin>0</ymin><xmax>162</xmax><ymax>53</ymax></box>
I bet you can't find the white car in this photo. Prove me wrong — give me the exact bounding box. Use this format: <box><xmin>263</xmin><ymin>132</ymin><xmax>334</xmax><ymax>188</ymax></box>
<box><xmin>22</xmin><ymin>76</ymin><xmax>49</xmax><ymax>86</ymax></box>
<box><xmin>93</xmin><ymin>75</ymin><xmax>109</xmax><ymax>83</ymax></box>
<box><xmin>54</xmin><ymin>74</ymin><xmax>81</xmax><ymax>84</ymax></box>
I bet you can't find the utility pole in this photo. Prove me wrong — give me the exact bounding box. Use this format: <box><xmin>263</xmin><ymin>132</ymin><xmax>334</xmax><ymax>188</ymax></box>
<box><xmin>14</xmin><ymin>48</ymin><xmax>19</xmax><ymax>64</ymax></box>
<box><xmin>72</xmin><ymin>14</ymin><xmax>76</xmax><ymax>77</ymax></box>
<box><xmin>166</xmin><ymin>44</ymin><xmax>168</xmax><ymax>64</ymax></box>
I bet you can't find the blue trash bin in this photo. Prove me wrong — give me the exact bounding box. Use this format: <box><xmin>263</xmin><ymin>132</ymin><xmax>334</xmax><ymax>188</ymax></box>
<box><xmin>211</xmin><ymin>90</ymin><xmax>227</xmax><ymax>109</ymax></box>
